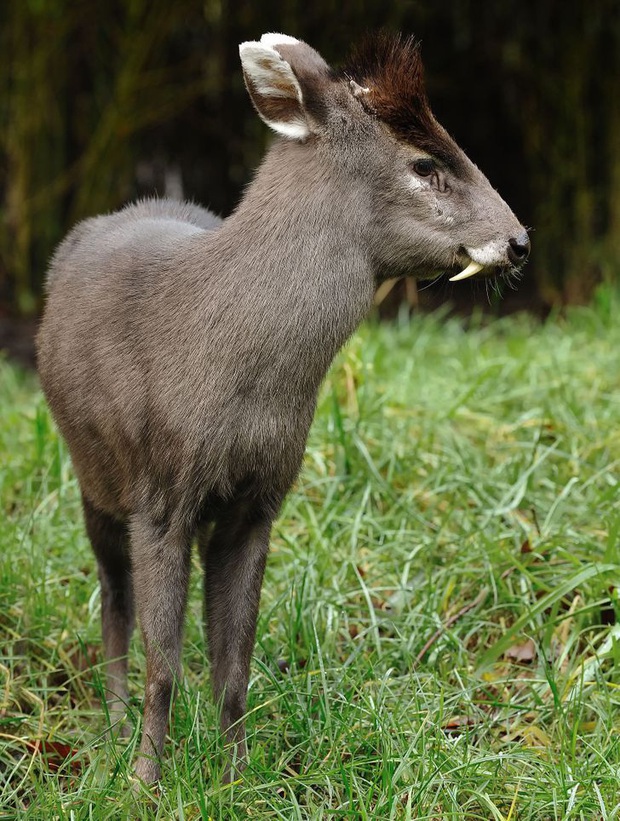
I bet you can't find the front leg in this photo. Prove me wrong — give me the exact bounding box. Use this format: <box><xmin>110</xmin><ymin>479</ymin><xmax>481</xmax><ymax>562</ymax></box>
<box><xmin>130</xmin><ymin>514</ymin><xmax>192</xmax><ymax>784</ymax></box>
<box><xmin>199</xmin><ymin>508</ymin><xmax>272</xmax><ymax>776</ymax></box>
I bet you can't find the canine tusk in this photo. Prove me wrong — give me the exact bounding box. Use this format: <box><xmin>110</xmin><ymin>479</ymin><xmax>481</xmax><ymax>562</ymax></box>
<box><xmin>449</xmin><ymin>260</ymin><xmax>485</xmax><ymax>282</ymax></box>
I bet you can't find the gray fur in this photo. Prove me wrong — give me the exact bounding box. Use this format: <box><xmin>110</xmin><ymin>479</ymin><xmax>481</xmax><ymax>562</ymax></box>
<box><xmin>37</xmin><ymin>33</ymin><xmax>528</xmax><ymax>785</ymax></box>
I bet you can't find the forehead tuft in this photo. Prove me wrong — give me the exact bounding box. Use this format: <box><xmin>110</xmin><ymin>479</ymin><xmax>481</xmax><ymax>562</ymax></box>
<box><xmin>340</xmin><ymin>32</ymin><xmax>462</xmax><ymax>170</ymax></box>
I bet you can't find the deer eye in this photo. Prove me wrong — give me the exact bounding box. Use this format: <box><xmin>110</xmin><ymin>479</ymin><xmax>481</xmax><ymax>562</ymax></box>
<box><xmin>411</xmin><ymin>158</ymin><xmax>436</xmax><ymax>177</ymax></box>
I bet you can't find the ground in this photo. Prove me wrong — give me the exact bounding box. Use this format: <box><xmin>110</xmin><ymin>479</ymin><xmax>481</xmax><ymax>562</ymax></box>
<box><xmin>1</xmin><ymin>291</ymin><xmax>619</xmax><ymax>818</ymax></box>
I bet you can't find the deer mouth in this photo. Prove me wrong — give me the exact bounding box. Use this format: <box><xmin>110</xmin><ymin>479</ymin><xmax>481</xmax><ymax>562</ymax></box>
<box><xmin>448</xmin><ymin>239</ymin><xmax>529</xmax><ymax>282</ymax></box>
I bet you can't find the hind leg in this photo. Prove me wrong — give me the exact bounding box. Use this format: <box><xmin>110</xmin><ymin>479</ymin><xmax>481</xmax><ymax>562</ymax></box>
<box><xmin>82</xmin><ymin>495</ymin><xmax>134</xmax><ymax>733</ymax></box>
<box><xmin>130</xmin><ymin>513</ymin><xmax>193</xmax><ymax>783</ymax></box>
<box><xmin>199</xmin><ymin>506</ymin><xmax>273</xmax><ymax>778</ymax></box>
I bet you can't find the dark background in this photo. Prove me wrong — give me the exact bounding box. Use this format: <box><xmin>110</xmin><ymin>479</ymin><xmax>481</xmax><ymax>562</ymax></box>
<box><xmin>1</xmin><ymin>0</ymin><xmax>619</xmax><ymax>363</ymax></box>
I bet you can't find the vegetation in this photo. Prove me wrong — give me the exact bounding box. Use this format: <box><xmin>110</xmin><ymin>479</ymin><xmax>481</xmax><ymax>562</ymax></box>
<box><xmin>2</xmin><ymin>293</ymin><xmax>620</xmax><ymax>818</ymax></box>
<box><xmin>1</xmin><ymin>0</ymin><xmax>619</xmax><ymax>317</ymax></box>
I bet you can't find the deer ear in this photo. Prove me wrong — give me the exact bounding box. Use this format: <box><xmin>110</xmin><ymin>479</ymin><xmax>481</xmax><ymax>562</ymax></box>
<box><xmin>239</xmin><ymin>34</ymin><xmax>310</xmax><ymax>140</ymax></box>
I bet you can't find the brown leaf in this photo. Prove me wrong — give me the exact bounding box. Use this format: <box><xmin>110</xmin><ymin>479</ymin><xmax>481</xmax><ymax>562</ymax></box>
<box><xmin>25</xmin><ymin>740</ymin><xmax>83</xmax><ymax>774</ymax></box>
<box><xmin>371</xmin><ymin>592</ymin><xmax>395</xmax><ymax>611</ymax></box>
<box><xmin>442</xmin><ymin>715</ymin><xmax>479</xmax><ymax>735</ymax></box>
<box><xmin>504</xmin><ymin>638</ymin><xmax>536</xmax><ymax>664</ymax></box>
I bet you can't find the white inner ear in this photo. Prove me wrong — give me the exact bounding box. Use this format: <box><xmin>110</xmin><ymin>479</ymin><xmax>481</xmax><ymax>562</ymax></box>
<box><xmin>240</xmin><ymin>43</ymin><xmax>302</xmax><ymax>100</ymax></box>
<box><xmin>239</xmin><ymin>41</ymin><xmax>309</xmax><ymax>140</ymax></box>
<box><xmin>260</xmin><ymin>33</ymin><xmax>300</xmax><ymax>48</ymax></box>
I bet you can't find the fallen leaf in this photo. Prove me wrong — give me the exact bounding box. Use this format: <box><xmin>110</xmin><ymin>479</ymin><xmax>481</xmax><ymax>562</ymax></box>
<box><xmin>25</xmin><ymin>740</ymin><xmax>83</xmax><ymax>774</ymax></box>
<box><xmin>442</xmin><ymin>715</ymin><xmax>480</xmax><ymax>735</ymax></box>
<box><xmin>505</xmin><ymin>724</ymin><xmax>552</xmax><ymax>747</ymax></box>
<box><xmin>504</xmin><ymin>638</ymin><xmax>536</xmax><ymax>664</ymax></box>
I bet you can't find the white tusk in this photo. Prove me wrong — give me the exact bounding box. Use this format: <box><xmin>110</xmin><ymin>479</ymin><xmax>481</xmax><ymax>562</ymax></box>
<box><xmin>449</xmin><ymin>260</ymin><xmax>485</xmax><ymax>282</ymax></box>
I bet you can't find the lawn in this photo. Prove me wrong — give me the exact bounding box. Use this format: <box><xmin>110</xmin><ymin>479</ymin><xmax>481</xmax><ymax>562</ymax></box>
<box><xmin>1</xmin><ymin>292</ymin><xmax>620</xmax><ymax>819</ymax></box>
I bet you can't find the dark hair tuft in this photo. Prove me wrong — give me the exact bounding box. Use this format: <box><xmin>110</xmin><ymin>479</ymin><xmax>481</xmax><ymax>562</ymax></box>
<box><xmin>340</xmin><ymin>32</ymin><xmax>462</xmax><ymax>170</ymax></box>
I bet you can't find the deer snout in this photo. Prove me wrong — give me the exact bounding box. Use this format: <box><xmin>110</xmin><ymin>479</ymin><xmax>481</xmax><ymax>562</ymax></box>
<box><xmin>451</xmin><ymin>229</ymin><xmax>530</xmax><ymax>282</ymax></box>
<box><xmin>507</xmin><ymin>231</ymin><xmax>530</xmax><ymax>266</ymax></box>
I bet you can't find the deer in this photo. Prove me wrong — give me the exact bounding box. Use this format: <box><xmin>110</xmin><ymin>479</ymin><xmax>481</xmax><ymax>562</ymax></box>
<box><xmin>36</xmin><ymin>31</ymin><xmax>530</xmax><ymax>785</ymax></box>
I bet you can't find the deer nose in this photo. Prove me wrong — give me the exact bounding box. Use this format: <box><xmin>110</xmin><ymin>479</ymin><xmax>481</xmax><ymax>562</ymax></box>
<box><xmin>507</xmin><ymin>232</ymin><xmax>530</xmax><ymax>266</ymax></box>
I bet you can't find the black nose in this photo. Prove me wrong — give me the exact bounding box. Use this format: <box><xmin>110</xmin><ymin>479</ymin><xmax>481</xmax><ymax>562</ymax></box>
<box><xmin>507</xmin><ymin>232</ymin><xmax>530</xmax><ymax>266</ymax></box>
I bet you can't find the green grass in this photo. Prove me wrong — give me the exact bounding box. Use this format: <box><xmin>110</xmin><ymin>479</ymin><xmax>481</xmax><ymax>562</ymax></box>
<box><xmin>2</xmin><ymin>292</ymin><xmax>620</xmax><ymax>819</ymax></box>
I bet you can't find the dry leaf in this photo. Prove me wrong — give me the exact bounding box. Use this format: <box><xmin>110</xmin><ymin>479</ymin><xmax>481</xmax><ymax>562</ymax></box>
<box><xmin>504</xmin><ymin>638</ymin><xmax>536</xmax><ymax>664</ymax></box>
<box><xmin>442</xmin><ymin>715</ymin><xmax>479</xmax><ymax>735</ymax></box>
<box><xmin>25</xmin><ymin>740</ymin><xmax>83</xmax><ymax>774</ymax></box>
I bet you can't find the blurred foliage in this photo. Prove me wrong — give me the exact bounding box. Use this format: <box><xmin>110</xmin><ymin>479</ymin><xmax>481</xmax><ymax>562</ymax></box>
<box><xmin>1</xmin><ymin>0</ymin><xmax>619</xmax><ymax>317</ymax></box>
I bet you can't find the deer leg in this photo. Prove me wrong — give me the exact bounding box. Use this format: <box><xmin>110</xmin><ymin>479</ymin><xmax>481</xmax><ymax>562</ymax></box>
<box><xmin>82</xmin><ymin>495</ymin><xmax>134</xmax><ymax>735</ymax></box>
<box><xmin>197</xmin><ymin>520</ymin><xmax>214</xmax><ymax>632</ymax></box>
<box><xmin>199</xmin><ymin>509</ymin><xmax>272</xmax><ymax>778</ymax></box>
<box><xmin>129</xmin><ymin>514</ymin><xmax>192</xmax><ymax>784</ymax></box>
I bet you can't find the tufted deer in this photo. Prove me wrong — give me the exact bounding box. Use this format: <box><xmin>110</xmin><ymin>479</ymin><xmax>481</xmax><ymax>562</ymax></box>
<box><xmin>37</xmin><ymin>32</ymin><xmax>529</xmax><ymax>784</ymax></box>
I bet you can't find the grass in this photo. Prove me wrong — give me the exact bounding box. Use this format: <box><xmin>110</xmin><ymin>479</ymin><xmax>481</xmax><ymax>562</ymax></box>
<box><xmin>1</xmin><ymin>290</ymin><xmax>620</xmax><ymax>819</ymax></box>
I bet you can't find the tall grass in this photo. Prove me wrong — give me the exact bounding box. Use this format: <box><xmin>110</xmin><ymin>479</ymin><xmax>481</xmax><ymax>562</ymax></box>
<box><xmin>1</xmin><ymin>297</ymin><xmax>620</xmax><ymax>818</ymax></box>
